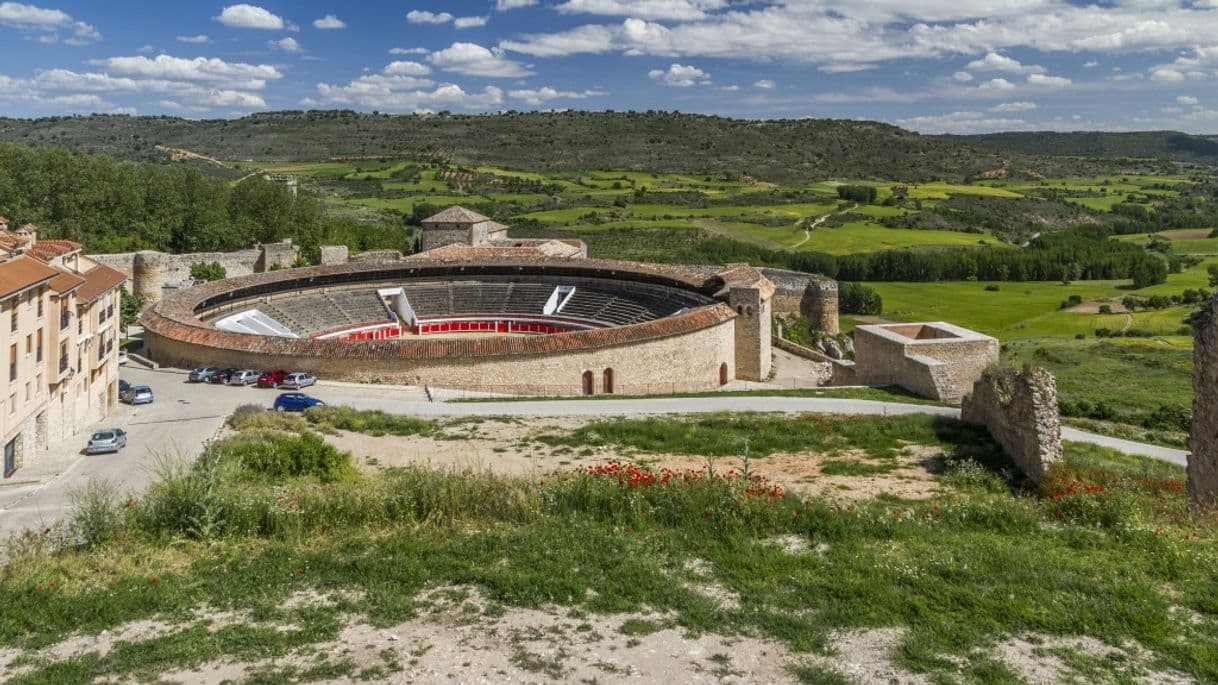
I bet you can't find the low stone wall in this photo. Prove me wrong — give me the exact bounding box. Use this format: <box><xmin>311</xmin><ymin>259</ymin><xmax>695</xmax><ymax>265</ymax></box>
<box><xmin>757</xmin><ymin>268</ymin><xmax>839</xmax><ymax>334</ymax></box>
<box><xmin>89</xmin><ymin>242</ymin><xmax>302</xmax><ymax>306</ymax></box>
<box><xmin>852</xmin><ymin>322</ymin><xmax>999</xmax><ymax>404</ymax></box>
<box><xmin>962</xmin><ymin>365</ymin><xmax>1062</xmax><ymax>482</ymax></box>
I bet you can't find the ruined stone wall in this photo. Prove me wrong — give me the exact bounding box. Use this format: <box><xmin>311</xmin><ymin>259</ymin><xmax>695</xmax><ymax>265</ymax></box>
<box><xmin>1190</xmin><ymin>295</ymin><xmax>1218</xmax><ymax>512</ymax></box>
<box><xmin>962</xmin><ymin>365</ymin><xmax>1062</xmax><ymax>482</ymax></box>
<box><xmin>92</xmin><ymin>243</ymin><xmax>303</xmax><ymax>307</ymax></box>
<box><xmin>757</xmin><ymin>268</ymin><xmax>839</xmax><ymax>334</ymax></box>
<box><xmin>319</xmin><ymin>245</ymin><xmax>350</xmax><ymax>266</ymax></box>
<box><xmin>851</xmin><ymin>324</ymin><xmax>999</xmax><ymax>404</ymax></box>
<box><xmin>145</xmin><ymin>316</ymin><xmax>738</xmax><ymax>395</ymax></box>
<box><xmin>420</xmin><ymin>224</ymin><xmax>472</xmax><ymax>252</ymax></box>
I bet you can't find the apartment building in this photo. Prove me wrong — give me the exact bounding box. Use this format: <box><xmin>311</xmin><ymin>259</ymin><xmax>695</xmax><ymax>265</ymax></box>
<box><xmin>0</xmin><ymin>224</ymin><xmax>126</xmax><ymax>478</ymax></box>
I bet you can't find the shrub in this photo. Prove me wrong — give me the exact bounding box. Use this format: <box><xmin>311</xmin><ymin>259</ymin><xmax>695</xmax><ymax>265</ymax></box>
<box><xmin>189</xmin><ymin>261</ymin><xmax>227</xmax><ymax>282</ymax></box>
<box><xmin>984</xmin><ymin>284</ymin><xmax>1000</xmax><ymax>292</ymax></box>
<box><xmin>306</xmin><ymin>406</ymin><xmax>435</xmax><ymax>437</ymax></box>
<box><xmin>68</xmin><ymin>478</ymin><xmax>124</xmax><ymax>549</ymax></box>
<box><xmin>224</xmin><ymin>431</ymin><xmax>355</xmax><ymax>482</ymax></box>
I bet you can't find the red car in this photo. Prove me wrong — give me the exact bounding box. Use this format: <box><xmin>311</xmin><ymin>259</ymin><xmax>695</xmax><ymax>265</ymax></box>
<box><xmin>256</xmin><ymin>369</ymin><xmax>288</xmax><ymax>388</ymax></box>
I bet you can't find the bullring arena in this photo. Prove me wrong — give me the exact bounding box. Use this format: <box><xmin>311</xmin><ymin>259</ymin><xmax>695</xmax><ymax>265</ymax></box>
<box><xmin>142</xmin><ymin>256</ymin><xmax>777</xmax><ymax>395</ymax></box>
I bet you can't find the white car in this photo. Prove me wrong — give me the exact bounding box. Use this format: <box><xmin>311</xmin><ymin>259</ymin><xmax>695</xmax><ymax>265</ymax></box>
<box><xmin>280</xmin><ymin>372</ymin><xmax>316</xmax><ymax>389</ymax></box>
<box><xmin>117</xmin><ymin>350</ymin><xmax>129</xmax><ymax>366</ymax></box>
<box><xmin>226</xmin><ymin>369</ymin><xmax>260</xmax><ymax>386</ymax></box>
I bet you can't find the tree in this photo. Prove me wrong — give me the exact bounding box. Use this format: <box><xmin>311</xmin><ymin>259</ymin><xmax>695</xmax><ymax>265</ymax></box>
<box><xmin>1207</xmin><ymin>263</ymin><xmax>1218</xmax><ymax>288</ymax></box>
<box><xmin>119</xmin><ymin>290</ymin><xmax>143</xmax><ymax>334</ymax></box>
<box><xmin>190</xmin><ymin>261</ymin><xmax>227</xmax><ymax>282</ymax></box>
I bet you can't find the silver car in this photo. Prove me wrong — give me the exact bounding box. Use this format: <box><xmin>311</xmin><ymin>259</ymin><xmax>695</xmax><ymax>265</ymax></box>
<box><xmin>280</xmin><ymin>372</ymin><xmax>316</xmax><ymax>389</ymax></box>
<box><xmin>86</xmin><ymin>428</ymin><xmax>127</xmax><ymax>454</ymax></box>
<box><xmin>188</xmin><ymin>366</ymin><xmax>220</xmax><ymax>382</ymax></box>
<box><xmin>227</xmin><ymin>369</ymin><xmax>260</xmax><ymax>386</ymax></box>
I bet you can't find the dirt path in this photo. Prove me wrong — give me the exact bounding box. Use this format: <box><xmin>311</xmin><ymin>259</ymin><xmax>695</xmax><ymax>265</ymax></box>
<box><xmin>793</xmin><ymin>203</ymin><xmax>856</xmax><ymax>249</ymax></box>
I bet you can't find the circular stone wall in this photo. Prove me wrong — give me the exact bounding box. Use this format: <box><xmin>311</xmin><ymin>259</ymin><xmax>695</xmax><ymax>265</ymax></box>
<box><xmin>142</xmin><ymin>257</ymin><xmax>740</xmax><ymax>395</ymax></box>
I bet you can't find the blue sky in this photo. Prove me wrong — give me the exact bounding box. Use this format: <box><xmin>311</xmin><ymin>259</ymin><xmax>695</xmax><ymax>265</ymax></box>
<box><xmin>1</xmin><ymin>1</ymin><xmax>1217</xmax><ymax>133</ymax></box>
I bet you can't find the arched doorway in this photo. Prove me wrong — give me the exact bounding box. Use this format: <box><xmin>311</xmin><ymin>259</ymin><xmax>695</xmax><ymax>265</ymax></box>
<box><xmin>719</xmin><ymin>362</ymin><xmax>729</xmax><ymax>386</ymax></box>
<box><xmin>602</xmin><ymin>368</ymin><xmax>614</xmax><ymax>394</ymax></box>
<box><xmin>582</xmin><ymin>370</ymin><xmax>594</xmax><ymax>395</ymax></box>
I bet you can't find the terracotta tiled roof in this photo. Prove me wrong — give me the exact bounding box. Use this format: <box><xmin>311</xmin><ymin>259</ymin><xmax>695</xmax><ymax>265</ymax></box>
<box><xmin>26</xmin><ymin>239</ymin><xmax>82</xmax><ymax>262</ymax></box>
<box><xmin>412</xmin><ymin>241</ymin><xmax>582</xmax><ymax>260</ymax></box>
<box><xmin>75</xmin><ymin>263</ymin><xmax>127</xmax><ymax>303</ymax></box>
<box><xmin>48</xmin><ymin>270</ymin><xmax>87</xmax><ymax>295</ymax></box>
<box><xmin>0</xmin><ymin>255</ymin><xmax>59</xmax><ymax>300</ymax></box>
<box><xmin>716</xmin><ymin>263</ymin><xmax>776</xmax><ymax>300</ymax></box>
<box><xmin>0</xmin><ymin>233</ymin><xmax>31</xmax><ymax>253</ymax></box>
<box><xmin>143</xmin><ymin>257</ymin><xmax>735</xmax><ymax>361</ymax></box>
<box><xmin>421</xmin><ymin>206</ymin><xmax>491</xmax><ymax>224</ymax></box>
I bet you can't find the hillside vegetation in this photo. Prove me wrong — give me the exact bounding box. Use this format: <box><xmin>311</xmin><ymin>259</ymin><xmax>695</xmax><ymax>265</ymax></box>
<box><xmin>941</xmin><ymin>130</ymin><xmax>1218</xmax><ymax>164</ymax></box>
<box><xmin>0</xmin><ymin>111</ymin><xmax>1161</xmax><ymax>183</ymax></box>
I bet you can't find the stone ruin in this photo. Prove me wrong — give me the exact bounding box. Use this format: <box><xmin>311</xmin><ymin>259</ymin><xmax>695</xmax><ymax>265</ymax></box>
<box><xmin>961</xmin><ymin>365</ymin><xmax>1062</xmax><ymax>482</ymax></box>
<box><xmin>1190</xmin><ymin>295</ymin><xmax>1218</xmax><ymax>513</ymax></box>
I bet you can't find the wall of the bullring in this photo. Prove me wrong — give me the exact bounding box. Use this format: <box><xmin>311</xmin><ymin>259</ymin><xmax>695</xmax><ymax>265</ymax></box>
<box><xmin>145</xmin><ymin>317</ymin><xmax>737</xmax><ymax>395</ymax></box>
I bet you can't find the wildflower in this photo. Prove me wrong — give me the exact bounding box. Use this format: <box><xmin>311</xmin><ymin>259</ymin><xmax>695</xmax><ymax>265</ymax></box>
<box><xmin>149</xmin><ymin>576</ymin><xmax>158</xmax><ymax>585</ymax></box>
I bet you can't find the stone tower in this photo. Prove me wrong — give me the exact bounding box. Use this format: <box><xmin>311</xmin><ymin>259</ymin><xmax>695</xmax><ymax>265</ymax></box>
<box><xmin>719</xmin><ymin>264</ymin><xmax>774</xmax><ymax>382</ymax></box>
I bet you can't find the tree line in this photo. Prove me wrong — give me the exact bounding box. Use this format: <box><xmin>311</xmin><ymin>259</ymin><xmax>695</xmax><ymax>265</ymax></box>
<box><xmin>0</xmin><ymin>142</ymin><xmax>409</xmax><ymax>257</ymax></box>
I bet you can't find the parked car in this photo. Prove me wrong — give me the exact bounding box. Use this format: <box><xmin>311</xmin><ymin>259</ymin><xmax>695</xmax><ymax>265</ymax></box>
<box><xmin>120</xmin><ymin>385</ymin><xmax>154</xmax><ymax>405</ymax></box>
<box><xmin>117</xmin><ymin>350</ymin><xmax>128</xmax><ymax>366</ymax></box>
<box><xmin>257</xmin><ymin>369</ymin><xmax>288</xmax><ymax>388</ymax></box>
<box><xmin>227</xmin><ymin>369</ymin><xmax>260</xmax><ymax>386</ymax></box>
<box><xmin>188</xmin><ymin>366</ymin><xmax>220</xmax><ymax>382</ymax></box>
<box><xmin>280</xmin><ymin>372</ymin><xmax>316</xmax><ymax>389</ymax></box>
<box><xmin>86</xmin><ymin>428</ymin><xmax>127</xmax><ymax>454</ymax></box>
<box><xmin>273</xmin><ymin>392</ymin><xmax>325</xmax><ymax>412</ymax></box>
<box><xmin>209</xmin><ymin>368</ymin><xmax>240</xmax><ymax>384</ymax></box>
<box><xmin>119</xmin><ymin>379</ymin><xmax>130</xmax><ymax>395</ymax></box>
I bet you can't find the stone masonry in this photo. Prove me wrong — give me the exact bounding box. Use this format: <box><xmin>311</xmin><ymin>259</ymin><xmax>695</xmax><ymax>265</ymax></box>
<box><xmin>962</xmin><ymin>365</ymin><xmax>1062</xmax><ymax>482</ymax></box>
<box><xmin>1189</xmin><ymin>295</ymin><xmax>1218</xmax><ymax>513</ymax></box>
<box><xmin>847</xmin><ymin>322</ymin><xmax>999</xmax><ymax>404</ymax></box>
<box><xmin>757</xmin><ymin>267</ymin><xmax>839</xmax><ymax>334</ymax></box>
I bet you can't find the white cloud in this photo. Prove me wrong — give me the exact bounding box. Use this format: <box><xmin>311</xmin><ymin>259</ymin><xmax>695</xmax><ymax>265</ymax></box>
<box><xmin>389</xmin><ymin>47</ymin><xmax>429</xmax><ymax>55</ymax></box>
<box><xmin>649</xmin><ymin>63</ymin><xmax>710</xmax><ymax>87</ymax></box>
<box><xmin>407</xmin><ymin>10</ymin><xmax>453</xmax><ymax>24</ymax></box>
<box><xmin>556</xmin><ymin>0</ymin><xmax>727</xmax><ymax>21</ymax></box>
<box><xmin>1027</xmin><ymin>73</ymin><xmax>1072</xmax><ymax>87</ymax></box>
<box><xmin>0</xmin><ymin>2</ymin><xmax>100</xmax><ymax>44</ymax></box>
<box><xmin>1177</xmin><ymin>95</ymin><xmax>1199</xmax><ymax>105</ymax></box>
<box><xmin>317</xmin><ymin>63</ymin><xmax>503</xmax><ymax>112</ymax></box>
<box><xmin>176</xmin><ymin>34</ymin><xmax>211</xmax><ymax>44</ymax></box>
<box><xmin>90</xmin><ymin>54</ymin><xmax>282</xmax><ymax>89</ymax></box>
<box><xmin>137</xmin><ymin>44</ymin><xmax>154</xmax><ymax>53</ymax></box>
<box><xmin>965</xmin><ymin>52</ymin><xmax>1046</xmax><ymax>74</ymax></box>
<box><xmin>953</xmin><ymin>71</ymin><xmax>973</xmax><ymax>82</ymax></box>
<box><xmin>496</xmin><ymin>0</ymin><xmax>537</xmax><ymax>9</ymax></box>
<box><xmin>269</xmin><ymin>37</ymin><xmax>302</xmax><ymax>53</ymax></box>
<box><xmin>507</xmin><ymin>86</ymin><xmax>605</xmax><ymax>105</ymax></box>
<box><xmin>990</xmin><ymin>101</ymin><xmax>1037</xmax><ymax>112</ymax></box>
<box><xmin>753</xmin><ymin>79</ymin><xmax>775</xmax><ymax>89</ymax></box>
<box><xmin>1083</xmin><ymin>60</ymin><xmax>1099</xmax><ymax>68</ymax></box>
<box><xmin>428</xmin><ymin>42</ymin><xmax>532</xmax><ymax>77</ymax></box>
<box><xmin>896</xmin><ymin>110</ymin><xmax>1030</xmax><ymax>134</ymax></box>
<box><xmin>978</xmin><ymin>77</ymin><xmax>1016</xmax><ymax>90</ymax></box>
<box><xmin>1151</xmin><ymin>68</ymin><xmax>1185</xmax><ymax>81</ymax></box>
<box><xmin>215</xmin><ymin>4</ymin><xmax>285</xmax><ymax>30</ymax></box>
<box><xmin>384</xmin><ymin>61</ymin><xmax>431</xmax><ymax>76</ymax></box>
<box><xmin>455</xmin><ymin>16</ymin><xmax>489</xmax><ymax>29</ymax></box>
<box><xmin>313</xmin><ymin>14</ymin><xmax>345</xmax><ymax>29</ymax></box>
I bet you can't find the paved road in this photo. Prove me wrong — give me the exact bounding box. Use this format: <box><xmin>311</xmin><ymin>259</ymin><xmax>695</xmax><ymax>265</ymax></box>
<box><xmin>0</xmin><ymin>365</ymin><xmax>1189</xmax><ymax>540</ymax></box>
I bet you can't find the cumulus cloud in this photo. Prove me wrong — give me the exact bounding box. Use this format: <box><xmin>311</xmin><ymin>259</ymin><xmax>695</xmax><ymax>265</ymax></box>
<box><xmin>389</xmin><ymin>47</ymin><xmax>429</xmax><ymax>55</ymax></box>
<box><xmin>895</xmin><ymin>110</ymin><xmax>1030</xmax><ymax>134</ymax></box>
<box><xmin>965</xmin><ymin>52</ymin><xmax>1046</xmax><ymax>75</ymax></box>
<box><xmin>407</xmin><ymin>10</ymin><xmax>453</xmax><ymax>24</ymax></box>
<box><xmin>428</xmin><ymin>42</ymin><xmax>532</xmax><ymax>77</ymax></box>
<box><xmin>953</xmin><ymin>71</ymin><xmax>973</xmax><ymax>82</ymax></box>
<box><xmin>978</xmin><ymin>77</ymin><xmax>1016</xmax><ymax>90</ymax></box>
<box><xmin>507</xmin><ymin>86</ymin><xmax>605</xmax><ymax>105</ymax></box>
<box><xmin>269</xmin><ymin>37</ymin><xmax>302</xmax><ymax>53</ymax></box>
<box><xmin>215</xmin><ymin>4</ymin><xmax>285</xmax><ymax>30</ymax></box>
<box><xmin>753</xmin><ymin>79</ymin><xmax>775</xmax><ymax>89</ymax></box>
<box><xmin>176</xmin><ymin>34</ymin><xmax>211</xmax><ymax>44</ymax></box>
<box><xmin>556</xmin><ymin>0</ymin><xmax>727</xmax><ymax>21</ymax></box>
<box><xmin>649</xmin><ymin>63</ymin><xmax>710</xmax><ymax>87</ymax></box>
<box><xmin>496</xmin><ymin>0</ymin><xmax>537</xmax><ymax>9</ymax></box>
<box><xmin>1177</xmin><ymin>95</ymin><xmax>1200</xmax><ymax>105</ymax></box>
<box><xmin>313</xmin><ymin>14</ymin><xmax>345</xmax><ymax>29</ymax></box>
<box><xmin>454</xmin><ymin>16</ymin><xmax>489</xmax><ymax>29</ymax></box>
<box><xmin>990</xmin><ymin>101</ymin><xmax>1037</xmax><ymax>112</ymax></box>
<box><xmin>1151</xmin><ymin>68</ymin><xmax>1185</xmax><ymax>81</ymax></box>
<box><xmin>1027</xmin><ymin>73</ymin><xmax>1072</xmax><ymax>87</ymax></box>
<box><xmin>317</xmin><ymin>62</ymin><xmax>503</xmax><ymax>112</ymax></box>
<box><xmin>0</xmin><ymin>2</ymin><xmax>100</xmax><ymax>44</ymax></box>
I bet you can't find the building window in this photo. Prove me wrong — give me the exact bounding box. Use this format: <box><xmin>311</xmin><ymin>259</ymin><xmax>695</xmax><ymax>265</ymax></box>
<box><xmin>7</xmin><ymin>393</ymin><xmax>13</xmax><ymax>415</ymax></box>
<box><xmin>59</xmin><ymin>342</ymin><xmax>68</xmax><ymax>374</ymax></box>
<box><xmin>24</xmin><ymin>382</ymin><xmax>30</xmax><ymax>403</ymax></box>
<box><xmin>9</xmin><ymin>343</ymin><xmax>16</xmax><ymax>382</ymax></box>
<box><xmin>59</xmin><ymin>304</ymin><xmax>69</xmax><ymax>331</ymax></box>
<box><xmin>10</xmin><ymin>307</ymin><xmax>16</xmax><ymax>332</ymax></box>
<box><xmin>37</xmin><ymin>297</ymin><xmax>43</xmax><ymax>319</ymax></box>
<box><xmin>36</xmin><ymin>331</ymin><xmax>42</xmax><ymax>363</ymax></box>
<box><xmin>25</xmin><ymin>334</ymin><xmax>31</xmax><ymax>357</ymax></box>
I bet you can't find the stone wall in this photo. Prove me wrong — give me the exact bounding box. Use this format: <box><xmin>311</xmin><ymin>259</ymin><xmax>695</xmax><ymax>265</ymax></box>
<box><xmin>90</xmin><ymin>243</ymin><xmax>301</xmax><ymax>306</ymax></box>
<box><xmin>146</xmin><ymin>315</ymin><xmax>738</xmax><ymax>395</ymax></box>
<box><xmin>319</xmin><ymin>245</ymin><xmax>349</xmax><ymax>266</ymax></box>
<box><xmin>757</xmin><ymin>268</ymin><xmax>839</xmax><ymax>334</ymax></box>
<box><xmin>962</xmin><ymin>365</ymin><xmax>1062</xmax><ymax>482</ymax></box>
<box><xmin>727</xmin><ymin>284</ymin><xmax>772</xmax><ymax>381</ymax></box>
<box><xmin>1190</xmin><ymin>295</ymin><xmax>1218</xmax><ymax>512</ymax></box>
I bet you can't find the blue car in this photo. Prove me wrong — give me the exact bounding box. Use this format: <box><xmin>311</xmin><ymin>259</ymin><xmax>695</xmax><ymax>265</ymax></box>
<box><xmin>273</xmin><ymin>392</ymin><xmax>325</xmax><ymax>412</ymax></box>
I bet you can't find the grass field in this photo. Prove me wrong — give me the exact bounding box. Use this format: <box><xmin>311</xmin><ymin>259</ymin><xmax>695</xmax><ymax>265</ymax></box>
<box><xmin>2</xmin><ymin>409</ymin><xmax>1214</xmax><ymax>683</ymax></box>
